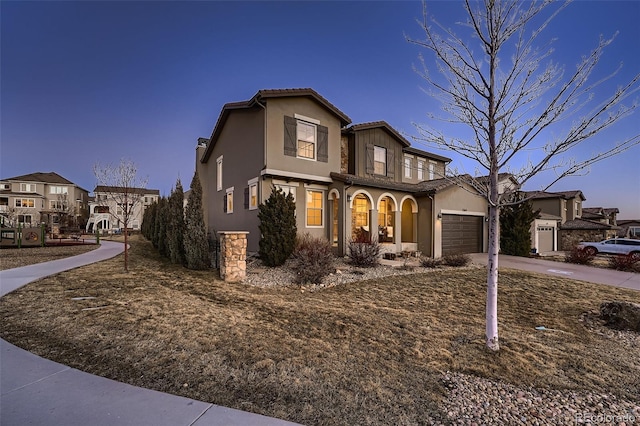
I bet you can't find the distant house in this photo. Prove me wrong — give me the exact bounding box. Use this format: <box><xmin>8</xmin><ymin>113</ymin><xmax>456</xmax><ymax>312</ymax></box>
<box><xmin>617</xmin><ymin>219</ymin><xmax>640</xmax><ymax>239</ymax></box>
<box><xmin>0</xmin><ymin>172</ymin><xmax>89</xmax><ymax>232</ymax></box>
<box><xmin>86</xmin><ymin>186</ymin><xmax>159</xmax><ymax>234</ymax></box>
<box><xmin>196</xmin><ymin>88</ymin><xmax>496</xmax><ymax>257</ymax></box>
<box><xmin>524</xmin><ymin>190</ymin><xmax>620</xmax><ymax>251</ymax></box>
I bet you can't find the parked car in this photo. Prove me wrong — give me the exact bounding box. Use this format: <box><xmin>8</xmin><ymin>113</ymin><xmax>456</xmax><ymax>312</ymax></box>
<box><xmin>577</xmin><ymin>238</ymin><xmax>640</xmax><ymax>260</ymax></box>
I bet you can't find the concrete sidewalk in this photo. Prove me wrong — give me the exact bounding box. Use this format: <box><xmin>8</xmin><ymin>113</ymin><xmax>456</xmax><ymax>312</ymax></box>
<box><xmin>468</xmin><ymin>253</ymin><xmax>640</xmax><ymax>291</ymax></box>
<box><xmin>0</xmin><ymin>241</ymin><xmax>300</xmax><ymax>426</ymax></box>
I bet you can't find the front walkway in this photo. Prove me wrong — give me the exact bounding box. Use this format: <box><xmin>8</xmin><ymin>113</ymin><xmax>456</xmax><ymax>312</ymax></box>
<box><xmin>0</xmin><ymin>241</ymin><xmax>300</xmax><ymax>426</ymax></box>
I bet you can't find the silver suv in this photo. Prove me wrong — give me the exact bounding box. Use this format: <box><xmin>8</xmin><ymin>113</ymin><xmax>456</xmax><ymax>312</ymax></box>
<box><xmin>577</xmin><ymin>238</ymin><xmax>640</xmax><ymax>260</ymax></box>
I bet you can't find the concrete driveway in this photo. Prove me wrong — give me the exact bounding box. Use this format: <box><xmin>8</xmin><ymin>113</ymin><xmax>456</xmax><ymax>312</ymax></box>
<box><xmin>468</xmin><ymin>253</ymin><xmax>640</xmax><ymax>291</ymax></box>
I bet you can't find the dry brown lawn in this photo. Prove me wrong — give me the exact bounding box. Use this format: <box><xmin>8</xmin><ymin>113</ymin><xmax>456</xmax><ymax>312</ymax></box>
<box><xmin>0</xmin><ymin>243</ymin><xmax>98</xmax><ymax>271</ymax></box>
<box><xmin>1</xmin><ymin>236</ymin><xmax>638</xmax><ymax>425</ymax></box>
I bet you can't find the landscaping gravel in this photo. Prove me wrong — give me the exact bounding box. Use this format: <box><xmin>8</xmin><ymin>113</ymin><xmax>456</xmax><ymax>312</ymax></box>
<box><xmin>245</xmin><ymin>255</ymin><xmax>640</xmax><ymax>425</ymax></box>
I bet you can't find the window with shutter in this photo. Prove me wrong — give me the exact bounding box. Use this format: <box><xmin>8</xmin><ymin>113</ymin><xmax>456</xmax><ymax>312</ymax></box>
<box><xmin>284</xmin><ymin>116</ymin><xmax>297</xmax><ymax>157</ymax></box>
<box><xmin>244</xmin><ymin>187</ymin><xmax>250</xmax><ymax>209</ymax></box>
<box><xmin>386</xmin><ymin>149</ymin><xmax>395</xmax><ymax>179</ymax></box>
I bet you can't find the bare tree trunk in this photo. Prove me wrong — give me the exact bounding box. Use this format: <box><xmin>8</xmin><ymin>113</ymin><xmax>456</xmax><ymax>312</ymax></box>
<box><xmin>486</xmin><ymin>201</ymin><xmax>500</xmax><ymax>351</ymax></box>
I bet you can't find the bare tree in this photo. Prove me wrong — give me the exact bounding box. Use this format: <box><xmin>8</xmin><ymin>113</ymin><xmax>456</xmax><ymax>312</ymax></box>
<box><xmin>409</xmin><ymin>0</ymin><xmax>639</xmax><ymax>351</ymax></box>
<box><xmin>93</xmin><ymin>159</ymin><xmax>149</xmax><ymax>272</ymax></box>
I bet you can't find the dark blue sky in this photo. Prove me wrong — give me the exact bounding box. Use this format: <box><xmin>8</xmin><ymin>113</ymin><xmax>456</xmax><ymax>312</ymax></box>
<box><xmin>2</xmin><ymin>1</ymin><xmax>639</xmax><ymax>217</ymax></box>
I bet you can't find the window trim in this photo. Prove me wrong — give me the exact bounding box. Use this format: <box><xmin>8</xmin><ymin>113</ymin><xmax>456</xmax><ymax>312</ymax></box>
<box><xmin>296</xmin><ymin>119</ymin><xmax>317</xmax><ymax>161</ymax></box>
<box><xmin>216</xmin><ymin>155</ymin><xmax>223</xmax><ymax>192</ymax></box>
<box><xmin>428</xmin><ymin>161</ymin><xmax>436</xmax><ymax>180</ymax></box>
<box><xmin>273</xmin><ymin>180</ymin><xmax>298</xmax><ymax>202</ymax></box>
<box><xmin>20</xmin><ymin>183</ymin><xmax>36</xmax><ymax>193</ymax></box>
<box><xmin>49</xmin><ymin>186</ymin><xmax>68</xmax><ymax>195</ymax></box>
<box><xmin>417</xmin><ymin>160</ymin><xmax>425</xmax><ymax>180</ymax></box>
<box><xmin>374</xmin><ymin>146</ymin><xmax>387</xmax><ymax>176</ymax></box>
<box><xmin>248</xmin><ymin>177</ymin><xmax>259</xmax><ymax>210</ymax></box>
<box><xmin>15</xmin><ymin>198</ymin><xmax>35</xmax><ymax>208</ymax></box>
<box><xmin>404</xmin><ymin>156</ymin><xmax>413</xmax><ymax>178</ymax></box>
<box><xmin>305</xmin><ymin>189</ymin><xmax>324</xmax><ymax>228</ymax></box>
<box><xmin>225</xmin><ymin>187</ymin><xmax>234</xmax><ymax>214</ymax></box>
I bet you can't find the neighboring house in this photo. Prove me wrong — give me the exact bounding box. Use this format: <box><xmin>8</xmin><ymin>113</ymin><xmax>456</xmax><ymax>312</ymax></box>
<box><xmin>617</xmin><ymin>219</ymin><xmax>640</xmax><ymax>239</ymax></box>
<box><xmin>196</xmin><ymin>88</ymin><xmax>495</xmax><ymax>257</ymax></box>
<box><xmin>524</xmin><ymin>190</ymin><xmax>619</xmax><ymax>251</ymax></box>
<box><xmin>0</xmin><ymin>172</ymin><xmax>89</xmax><ymax>232</ymax></box>
<box><xmin>86</xmin><ymin>186</ymin><xmax>159</xmax><ymax>233</ymax></box>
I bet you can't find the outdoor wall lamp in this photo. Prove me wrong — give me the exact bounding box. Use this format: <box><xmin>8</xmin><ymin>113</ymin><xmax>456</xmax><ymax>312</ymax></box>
<box><xmin>437</xmin><ymin>212</ymin><xmax>442</xmax><ymax>219</ymax></box>
<box><xmin>347</xmin><ymin>194</ymin><xmax>352</xmax><ymax>202</ymax></box>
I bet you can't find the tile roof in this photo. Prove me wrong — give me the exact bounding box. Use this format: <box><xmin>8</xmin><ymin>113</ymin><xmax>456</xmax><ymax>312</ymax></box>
<box><xmin>202</xmin><ymin>88</ymin><xmax>352</xmax><ymax>163</ymax></box>
<box><xmin>329</xmin><ymin>172</ymin><xmax>459</xmax><ymax>195</ymax></box>
<box><xmin>560</xmin><ymin>218</ymin><xmax>618</xmax><ymax>230</ymax></box>
<box><xmin>524</xmin><ymin>190</ymin><xmax>585</xmax><ymax>201</ymax></box>
<box><xmin>1</xmin><ymin>172</ymin><xmax>75</xmax><ymax>185</ymax></box>
<box><xmin>94</xmin><ymin>186</ymin><xmax>160</xmax><ymax>196</ymax></box>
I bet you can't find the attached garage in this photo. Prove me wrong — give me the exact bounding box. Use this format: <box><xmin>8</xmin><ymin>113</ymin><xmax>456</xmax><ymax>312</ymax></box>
<box><xmin>442</xmin><ymin>214</ymin><xmax>483</xmax><ymax>255</ymax></box>
<box><xmin>537</xmin><ymin>226</ymin><xmax>555</xmax><ymax>253</ymax></box>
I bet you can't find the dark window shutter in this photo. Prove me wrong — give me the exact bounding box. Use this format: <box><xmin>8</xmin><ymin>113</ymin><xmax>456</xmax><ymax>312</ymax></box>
<box><xmin>366</xmin><ymin>144</ymin><xmax>374</xmax><ymax>175</ymax></box>
<box><xmin>284</xmin><ymin>116</ymin><xmax>297</xmax><ymax>157</ymax></box>
<box><xmin>223</xmin><ymin>194</ymin><xmax>227</xmax><ymax>213</ymax></box>
<box><xmin>317</xmin><ymin>125</ymin><xmax>328</xmax><ymax>162</ymax></box>
<box><xmin>244</xmin><ymin>187</ymin><xmax>249</xmax><ymax>209</ymax></box>
<box><xmin>387</xmin><ymin>149</ymin><xmax>395</xmax><ymax>179</ymax></box>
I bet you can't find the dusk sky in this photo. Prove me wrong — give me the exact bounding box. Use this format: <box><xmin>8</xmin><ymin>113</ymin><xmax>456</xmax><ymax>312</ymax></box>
<box><xmin>2</xmin><ymin>1</ymin><xmax>639</xmax><ymax>218</ymax></box>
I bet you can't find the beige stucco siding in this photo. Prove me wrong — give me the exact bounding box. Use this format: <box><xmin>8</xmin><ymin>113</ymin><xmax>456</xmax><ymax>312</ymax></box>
<box><xmin>265</xmin><ymin>98</ymin><xmax>342</xmax><ymax>178</ymax></box>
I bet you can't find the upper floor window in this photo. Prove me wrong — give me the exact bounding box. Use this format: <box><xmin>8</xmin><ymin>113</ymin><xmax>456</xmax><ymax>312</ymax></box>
<box><xmin>284</xmin><ymin>115</ymin><xmax>328</xmax><ymax>163</ymax></box>
<box><xmin>216</xmin><ymin>156</ymin><xmax>223</xmax><ymax>191</ymax></box>
<box><xmin>404</xmin><ymin>157</ymin><xmax>412</xmax><ymax>178</ymax></box>
<box><xmin>0</xmin><ymin>183</ymin><xmax>10</xmax><ymax>190</ymax></box>
<box><xmin>428</xmin><ymin>162</ymin><xmax>435</xmax><ymax>180</ymax></box>
<box><xmin>417</xmin><ymin>160</ymin><xmax>425</xmax><ymax>180</ymax></box>
<box><xmin>20</xmin><ymin>183</ymin><xmax>36</xmax><ymax>192</ymax></box>
<box><xmin>50</xmin><ymin>200</ymin><xmax>67</xmax><ymax>210</ymax></box>
<box><xmin>374</xmin><ymin>146</ymin><xmax>387</xmax><ymax>175</ymax></box>
<box><xmin>50</xmin><ymin>186</ymin><xmax>68</xmax><ymax>195</ymax></box>
<box><xmin>297</xmin><ymin>121</ymin><xmax>316</xmax><ymax>160</ymax></box>
<box><xmin>15</xmin><ymin>198</ymin><xmax>35</xmax><ymax>208</ymax></box>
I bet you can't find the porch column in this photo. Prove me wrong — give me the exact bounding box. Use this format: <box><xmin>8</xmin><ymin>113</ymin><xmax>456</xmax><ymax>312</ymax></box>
<box><xmin>394</xmin><ymin>209</ymin><xmax>402</xmax><ymax>253</ymax></box>
<box><xmin>413</xmin><ymin>212</ymin><xmax>418</xmax><ymax>244</ymax></box>
<box><xmin>369</xmin><ymin>208</ymin><xmax>378</xmax><ymax>242</ymax></box>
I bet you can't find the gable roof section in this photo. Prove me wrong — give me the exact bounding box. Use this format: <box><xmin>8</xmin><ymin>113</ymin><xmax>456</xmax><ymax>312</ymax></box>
<box><xmin>2</xmin><ymin>172</ymin><xmax>75</xmax><ymax>185</ymax></box>
<box><xmin>201</xmin><ymin>88</ymin><xmax>352</xmax><ymax>163</ymax></box>
<box><xmin>403</xmin><ymin>146</ymin><xmax>452</xmax><ymax>163</ymax></box>
<box><xmin>524</xmin><ymin>190</ymin><xmax>586</xmax><ymax>201</ymax></box>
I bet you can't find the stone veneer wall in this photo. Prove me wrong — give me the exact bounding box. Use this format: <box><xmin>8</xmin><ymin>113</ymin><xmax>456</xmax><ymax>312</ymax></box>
<box><xmin>218</xmin><ymin>231</ymin><xmax>248</xmax><ymax>283</ymax></box>
<box><xmin>559</xmin><ymin>229</ymin><xmax>617</xmax><ymax>250</ymax></box>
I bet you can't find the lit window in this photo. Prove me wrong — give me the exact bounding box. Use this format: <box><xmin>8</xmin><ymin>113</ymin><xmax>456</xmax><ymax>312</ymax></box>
<box><xmin>249</xmin><ymin>182</ymin><xmax>258</xmax><ymax>210</ymax></box>
<box><xmin>297</xmin><ymin>121</ymin><xmax>316</xmax><ymax>160</ymax></box>
<box><xmin>353</xmin><ymin>195</ymin><xmax>369</xmax><ymax>229</ymax></box>
<box><xmin>216</xmin><ymin>156</ymin><xmax>223</xmax><ymax>191</ymax></box>
<box><xmin>15</xmin><ymin>198</ymin><xmax>35</xmax><ymax>208</ymax></box>
<box><xmin>226</xmin><ymin>188</ymin><xmax>233</xmax><ymax>213</ymax></box>
<box><xmin>306</xmin><ymin>190</ymin><xmax>323</xmax><ymax>227</ymax></box>
<box><xmin>404</xmin><ymin>157</ymin><xmax>412</xmax><ymax>178</ymax></box>
<box><xmin>417</xmin><ymin>160</ymin><xmax>425</xmax><ymax>180</ymax></box>
<box><xmin>374</xmin><ymin>146</ymin><xmax>386</xmax><ymax>175</ymax></box>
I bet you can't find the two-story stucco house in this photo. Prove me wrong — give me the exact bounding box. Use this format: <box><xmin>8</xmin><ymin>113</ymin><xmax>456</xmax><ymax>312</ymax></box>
<box><xmin>0</xmin><ymin>172</ymin><xmax>89</xmax><ymax>231</ymax></box>
<box><xmin>197</xmin><ymin>88</ymin><xmax>491</xmax><ymax>257</ymax></box>
<box><xmin>86</xmin><ymin>186</ymin><xmax>159</xmax><ymax>234</ymax></box>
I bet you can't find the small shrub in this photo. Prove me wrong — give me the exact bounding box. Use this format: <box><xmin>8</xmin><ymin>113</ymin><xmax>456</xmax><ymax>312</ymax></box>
<box><xmin>442</xmin><ymin>253</ymin><xmax>471</xmax><ymax>267</ymax></box>
<box><xmin>607</xmin><ymin>254</ymin><xmax>639</xmax><ymax>272</ymax></box>
<box><xmin>564</xmin><ymin>245</ymin><xmax>595</xmax><ymax>265</ymax></box>
<box><xmin>347</xmin><ymin>230</ymin><xmax>380</xmax><ymax>267</ymax></box>
<box><xmin>292</xmin><ymin>234</ymin><xmax>335</xmax><ymax>284</ymax></box>
<box><xmin>420</xmin><ymin>256</ymin><xmax>442</xmax><ymax>268</ymax></box>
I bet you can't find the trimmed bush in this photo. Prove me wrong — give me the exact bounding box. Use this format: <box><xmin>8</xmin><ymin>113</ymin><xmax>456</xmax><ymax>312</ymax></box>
<box><xmin>564</xmin><ymin>245</ymin><xmax>595</xmax><ymax>265</ymax></box>
<box><xmin>347</xmin><ymin>229</ymin><xmax>380</xmax><ymax>267</ymax></box>
<box><xmin>258</xmin><ymin>187</ymin><xmax>297</xmax><ymax>267</ymax></box>
<box><xmin>167</xmin><ymin>179</ymin><xmax>186</xmax><ymax>265</ymax></box>
<box><xmin>184</xmin><ymin>172</ymin><xmax>210</xmax><ymax>270</ymax></box>
<box><xmin>442</xmin><ymin>253</ymin><xmax>471</xmax><ymax>267</ymax></box>
<box><xmin>420</xmin><ymin>256</ymin><xmax>442</xmax><ymax>268</ymax></box>
<box><xmin>607</xmin><ymin>254</ymin><xmax>639</xmax><ymax>272</ymax></box>
<box><xmin>292</xmin><ymin>234</ymin><xmax>335</xmax><ymax>284</ymax></box>
<box><xmin>500</xmin><ymin>192</ymin><xmax>539</xmax><ymax>256</ymax></box>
